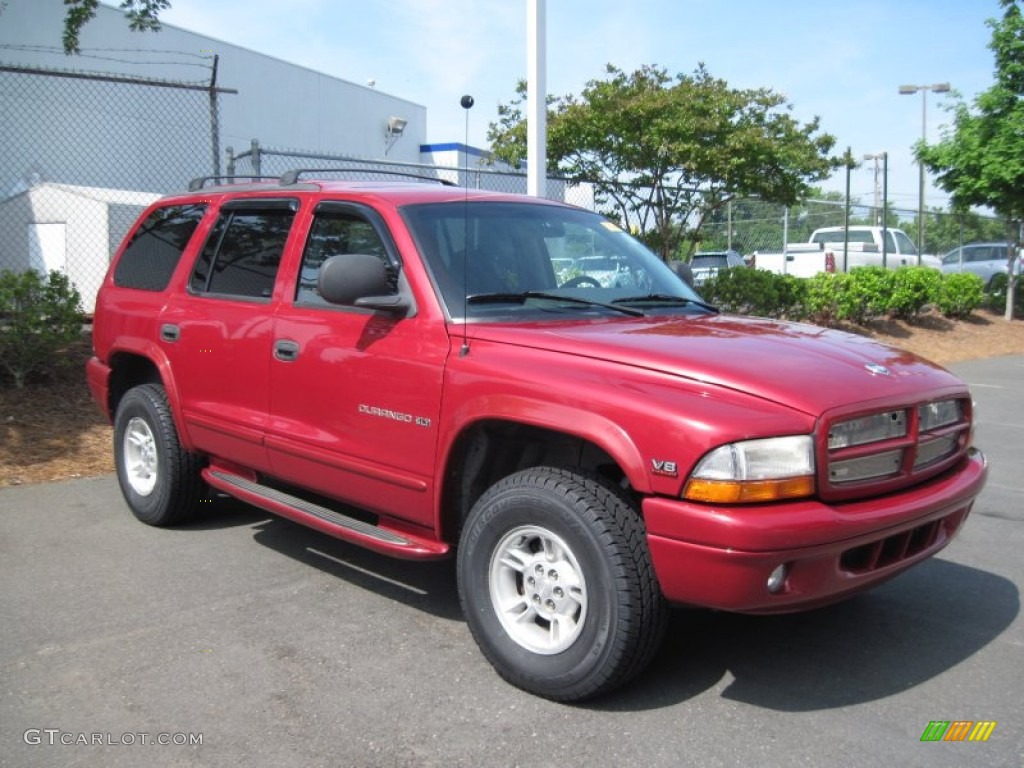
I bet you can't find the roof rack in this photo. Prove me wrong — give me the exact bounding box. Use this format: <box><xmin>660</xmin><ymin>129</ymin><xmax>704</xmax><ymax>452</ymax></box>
<box><xmin>278</xmin><ymin>168</ymin><xmax>457</xmax><ymax>187</ymax></box>
<box><xmin>187</xmin><ymin>175</ymin><xmax>278</xmax><ymax>192</ymax></box>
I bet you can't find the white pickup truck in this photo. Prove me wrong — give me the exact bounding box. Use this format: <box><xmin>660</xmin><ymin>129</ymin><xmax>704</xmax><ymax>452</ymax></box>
<box><xmin>753</xmin><ymin>226</ymin><xmax>941</xmax><ymax>277</ymax></box>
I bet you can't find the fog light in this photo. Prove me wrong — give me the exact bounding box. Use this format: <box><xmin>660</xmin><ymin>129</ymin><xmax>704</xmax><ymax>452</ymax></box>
<box><xmin>767</xmin><ymin>564</ymin><xmax>789</xmax><ymax>594</ymax></box>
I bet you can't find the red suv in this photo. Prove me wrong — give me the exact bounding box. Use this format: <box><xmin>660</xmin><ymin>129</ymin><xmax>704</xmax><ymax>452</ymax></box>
<box><xmin>88</xmin><ymin>172</ymin><xmax>987</xmax><ymax>700</ymax></box>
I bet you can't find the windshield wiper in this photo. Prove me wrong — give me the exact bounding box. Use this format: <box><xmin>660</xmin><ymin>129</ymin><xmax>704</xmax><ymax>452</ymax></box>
<box><xmin>612</xmin><ymin>294</ymin><xmax>719</xmax><ymax>313</ymax></box>
<box><xmin>466</xmin><ymin>291</ymin><xmax>645</xmax><ymax>317</ymax></box>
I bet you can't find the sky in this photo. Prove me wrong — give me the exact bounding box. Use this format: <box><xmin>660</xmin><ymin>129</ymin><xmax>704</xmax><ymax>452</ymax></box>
<box><xmin>154</xmin><ymin>0</ymin><xmax>1006</xmax><ymax>210</ymax></box>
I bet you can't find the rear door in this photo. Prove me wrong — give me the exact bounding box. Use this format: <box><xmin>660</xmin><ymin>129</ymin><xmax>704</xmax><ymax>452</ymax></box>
<box><xmin>266</xmin><ymin>201</ymin><xmax>449</xmax><ymax>527</ymax></box>
<box><xmin>160</xmin><ymin>198</ymin><xmax>299</xmax><ymax>471</ymax></box>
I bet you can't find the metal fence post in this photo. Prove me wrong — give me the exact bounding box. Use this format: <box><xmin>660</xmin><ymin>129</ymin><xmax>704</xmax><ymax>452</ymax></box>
<box><xmin>251</xmin><ymin>139</ymin><xmax>261</xmax><ymax>177</ymax></box>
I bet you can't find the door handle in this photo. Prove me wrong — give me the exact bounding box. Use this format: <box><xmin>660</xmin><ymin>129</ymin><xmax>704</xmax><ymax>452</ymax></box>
<box><xmin>274</xmin><ymin>339</ymin><xmax>300</xmax><ymax>362</ymax></box>
<box><xmin>160</xmin><ymin>323</ymin><xmax>180</xmax><ymax>342</ymax></box>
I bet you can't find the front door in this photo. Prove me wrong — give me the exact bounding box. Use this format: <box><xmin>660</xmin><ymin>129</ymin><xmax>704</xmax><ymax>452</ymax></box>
<box><xmin>266</xmin><ymin>202</ymin><xmax>449</xmax><ymax>528</ymax></box>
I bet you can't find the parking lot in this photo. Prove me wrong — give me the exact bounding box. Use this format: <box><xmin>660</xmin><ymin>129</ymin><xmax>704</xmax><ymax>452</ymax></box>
<box><xmin>2</xmin><ymin>356</ymin><xmax>1022</xmax><ymax>768</ymax></box>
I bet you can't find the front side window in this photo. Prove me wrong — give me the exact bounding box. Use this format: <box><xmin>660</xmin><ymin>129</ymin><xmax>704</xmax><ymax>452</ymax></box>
<box><xmin>892</xmin><ymin>230</ymin><xmax>918</xmax><ymax>256</ymax></box>
<box><xmin>114</xmin><ymin>203</ymin><xmax>206</xmax><ymax>291</ymax></box>
<box><xmin>296</xmin><ymin>206</ymin><xmax>396</xmax><ymax>305</ymax></box>
<box><xmin>942</xmin><ymin>249</ymin><xmax>962</xmax><ymax>265</ymax></box>
<box><xmin>190</xmin><ymin>201</ymin><xmax>296</xmax><ymax>299</ymax></box>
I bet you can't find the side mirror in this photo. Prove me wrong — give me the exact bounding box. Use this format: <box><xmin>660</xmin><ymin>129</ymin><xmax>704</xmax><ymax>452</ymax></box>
<box><xmin>318</xmin><ymin>253</ymin><xmax>409</xmax><ymax>313</ymax></box>
<box><xmin>668</xmin><ymin>260</ymin><xmax>694</xmax><ymax>288</ymax></box>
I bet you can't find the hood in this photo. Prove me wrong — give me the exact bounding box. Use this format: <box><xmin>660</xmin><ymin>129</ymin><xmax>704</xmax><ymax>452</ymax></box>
<box><xmin>469</xmin><ymin>314</ymin><xmax>966</xmax><ymax>415</ymax></box>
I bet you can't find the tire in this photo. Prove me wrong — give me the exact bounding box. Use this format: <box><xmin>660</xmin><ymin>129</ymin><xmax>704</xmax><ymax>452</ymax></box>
<box><xmin>113</xmin><ymin>383</ymin><xmax>204</xmax><ymax>526</ymax></box>
<box><xmin>457</xmin><ymin>467</ymin><xmax>668</xmax><ymax>701</ymax></box>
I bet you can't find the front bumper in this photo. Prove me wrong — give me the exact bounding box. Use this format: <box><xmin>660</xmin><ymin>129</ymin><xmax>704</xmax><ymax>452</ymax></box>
<box><xmin>642</xmin><ymin>448</ymin><xmax>987</xmax><ymax>614</ymax></box>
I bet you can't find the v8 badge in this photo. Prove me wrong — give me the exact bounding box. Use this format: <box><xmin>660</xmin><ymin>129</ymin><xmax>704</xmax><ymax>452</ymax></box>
<box><xmin>651</xmin><ymin>459</ymin><xmax>678</xmax><ymax>477</ymax></box>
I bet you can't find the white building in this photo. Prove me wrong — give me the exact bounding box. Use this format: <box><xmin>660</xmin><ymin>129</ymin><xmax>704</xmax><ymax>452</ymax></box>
<box><xmin>0</xmin><ymin>183</ymin><xmax>160</xmax><ymax>311</ymax></box>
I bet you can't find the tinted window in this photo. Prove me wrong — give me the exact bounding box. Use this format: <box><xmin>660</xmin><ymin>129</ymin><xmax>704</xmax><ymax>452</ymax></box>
<box><xmin>297</xmin><ymin>208</ymin><xmax>395</xmax><ymax>305</ymax></box>
<box><xmin>114</xmin><ymin>204</ymin><xmax>206</xmax><ymax>291</ymax></box>
<box><xmin>691</xmin><ymin>255</ymin><xmax>729</xmax><ymax>269</ymax></box>
<box><xmin>190</xmin><ymin>205</ymin><xmax>295</xmax><ymax>299</ymax></box>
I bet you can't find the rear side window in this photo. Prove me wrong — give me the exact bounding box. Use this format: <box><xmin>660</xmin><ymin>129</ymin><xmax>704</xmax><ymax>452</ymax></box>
<box><xmin>190</xmin><ymin>201</ymin><xmax>297</xmax><ymax>299</ymax></box>
<box><xmin>113</xmin><ymin>204</ymin><xmax>206</xmax><ymax>291</ymax></box>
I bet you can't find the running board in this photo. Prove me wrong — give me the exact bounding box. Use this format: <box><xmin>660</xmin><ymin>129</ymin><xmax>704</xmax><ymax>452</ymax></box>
<box><xmin>202</xmin><ymin>468</ymin><xmax>449</xmax><ymax>560</ymax></box>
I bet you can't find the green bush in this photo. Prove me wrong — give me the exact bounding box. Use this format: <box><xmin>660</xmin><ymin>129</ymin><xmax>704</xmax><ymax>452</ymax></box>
<box><xmin>699</xmin><ymin>267</ymin><xmax>779</xmax><ymax>317</ymax></box>
<box><xmin>0</xmin><ymin>269</ymin><xmax>85</xmax><ymax>389</ymax></box>
<box><xmin>935</xmin><ymin>272</ymin><xmax>985</xmax><ymax>319</ymax></box>
<box><xmin>803</xmin><ymin>272</ymin><xmax>850</xmax><ymax>326</ymax></box>
<box><xmin>888</xmin><ymin>266</ymin><xmax>943</xmax><ymax>320</ymax></box>
<box><xmin>775</xmin><ymin>274</ymin><xmax>810</xmax><ymax>321</ymax></box>
<box><xmin>700</xmin><ymin>268</ymin><xmax>809</xmax><ymax>319</ymax></box>
<box><xmin>845</xmin><ymin>266</ymin><xmax>895</xmax><ymax>324</ymax></box>
<box><xmin>699</xmin><ymin>265</ymin><xmax>988</xmax><ymax>326</ymax></box>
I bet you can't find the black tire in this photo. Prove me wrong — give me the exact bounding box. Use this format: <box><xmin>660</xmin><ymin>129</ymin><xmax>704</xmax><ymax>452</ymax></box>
<box><xmin>113</xmin><ymin>383</ymin><xmax>204</xmax><ymax>526</ymax></box>
<box><xmin>457</xmin><ymin>467</ymin><xmax>668</xmax><ymax>701</ymax></box>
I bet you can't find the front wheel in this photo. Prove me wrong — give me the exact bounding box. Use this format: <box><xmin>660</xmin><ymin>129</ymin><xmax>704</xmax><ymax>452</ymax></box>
<box><xmin>113</xmin><ymin>383</ymin><xmax>204</xmax><ymax>526</ymax></box>
<box><xmin>457</xmin><ymin>467</ymin><xmax>667</xmax><ymax>701</ymax></box>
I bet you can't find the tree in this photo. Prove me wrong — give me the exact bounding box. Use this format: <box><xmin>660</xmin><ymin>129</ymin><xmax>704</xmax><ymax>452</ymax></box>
<box><xmin>62</xmin><ymin>0</ymin><xmax>170</xmax><ymax>55</ymax></box>
<box><xmin>488</xmin><ymin>64</ymin><xmax>840</xmax><ymax>260</ymax></box>
<box><xmin>916</xmin><ymin>0</ymin><xmax>1024</xmax><ymax>320</ymax></box>
<box><xmin>911</xmin><ymin>208</ymin><xmax>1006</xmax><ymax>255</ymax></box>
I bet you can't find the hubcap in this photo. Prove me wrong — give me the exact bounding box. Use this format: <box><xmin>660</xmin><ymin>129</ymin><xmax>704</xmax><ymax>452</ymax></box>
<box><xmin>123</xmin><ymin>417</ymin><xmax>159</xmax><ymax>496</ymax></box>
<box><xmin>488</xmin><ymin>525</ymin><xmax>587</xmax><ymax>655</ymax></box>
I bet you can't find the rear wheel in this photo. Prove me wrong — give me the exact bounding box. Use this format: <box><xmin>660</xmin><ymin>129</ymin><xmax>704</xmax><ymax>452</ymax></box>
<box><xmin>113</xmin><ymin>384</ymin><xmax>204</xmax><ymax>526</ymax></box>
<box><xmin>457</xmin><ymin>467</ymin><xmax>667</xmax><ymax>701</ymax></box>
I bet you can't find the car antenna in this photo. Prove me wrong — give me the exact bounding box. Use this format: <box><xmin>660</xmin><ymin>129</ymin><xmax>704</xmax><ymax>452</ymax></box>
<box><xmin>460</xmin><ymin>94</ymin><xmax>474</xmax><ymax>357</ymax></box>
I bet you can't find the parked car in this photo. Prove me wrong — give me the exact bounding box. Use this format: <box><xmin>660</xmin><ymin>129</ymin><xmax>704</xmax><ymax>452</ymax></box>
<box><xmin>940</xmin><ymin>242</ymin><xmax>1020</xmax><ymax>287</ymax></box>
<box><xmin>88</xmin><ymin>171</ymin><xmax>987</xmax><ymax>702</ymax></box>
<box><xmin>689</xmin><ymin>250</ymin><xmax>747</xmax><ymax>285</ymax></box>
<box><xmin>754</xmin><ymin>226</ymin><xmax>941</xmax><ymax>277</ymax></box>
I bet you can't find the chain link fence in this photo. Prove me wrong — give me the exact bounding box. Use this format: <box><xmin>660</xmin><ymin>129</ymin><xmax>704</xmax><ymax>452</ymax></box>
<box><xmin>698</xmin><ymin>198</ymin><xmax>1003</xmax><ymax>259</ymax></box>
<box><xmin>0</xmin><ymin>63</ymin><xmax>230</xmax><ymax>313</ymax></box>
<box><xmin>1</xmin><ymin>63</ymin><xmax>1005</xmax><ymax>317</ymax></box>
<box><xmin>222</xmin><ymin>140</ymin><xmax>597</xmax><ymax>209</ymax></box>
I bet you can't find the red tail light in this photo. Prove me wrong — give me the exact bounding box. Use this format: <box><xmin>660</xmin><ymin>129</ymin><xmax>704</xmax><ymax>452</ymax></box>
<box><xmin>825</xmin><ymin>251</ymin><xmax>836</xmax><ymax>273</ymax></box>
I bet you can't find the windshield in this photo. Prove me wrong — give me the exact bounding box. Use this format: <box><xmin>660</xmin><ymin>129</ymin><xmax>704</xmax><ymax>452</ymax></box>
<box><xmin>401</xmin><ymin>201</ymin><xmax>704</xmax><ymax>320</ymax></box>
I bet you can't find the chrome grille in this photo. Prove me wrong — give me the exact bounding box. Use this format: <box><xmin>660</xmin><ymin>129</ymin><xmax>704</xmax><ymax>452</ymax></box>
<box><xmin>823</xmin><ymin>398</ymin><xmax>971</xmax><ymax>498</ymax></box>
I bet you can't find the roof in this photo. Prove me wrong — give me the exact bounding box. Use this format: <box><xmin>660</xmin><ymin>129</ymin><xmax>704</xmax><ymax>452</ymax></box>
<box><xmin>1</xmin><ymin>182</ymin><xmax>160</xmax><ymax>206</ymax></box>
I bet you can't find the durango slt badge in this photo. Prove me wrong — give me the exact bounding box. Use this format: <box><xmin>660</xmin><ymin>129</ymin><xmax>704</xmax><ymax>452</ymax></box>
<box><xmin>358</xmin><ymin>404</ymin><xmax>431</xmax><ymax>428</ymax></box>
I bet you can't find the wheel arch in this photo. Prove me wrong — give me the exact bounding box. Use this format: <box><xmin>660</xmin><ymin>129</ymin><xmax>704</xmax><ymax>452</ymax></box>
<box><xmin>108</xmin><ymin>346</ymin><xmax>192</xmax><ymax>449</ymax></box>
<box><xmin>437</xmin><ymin>410</ymin><xmax>648</xmax><ymax>542</ymax></box>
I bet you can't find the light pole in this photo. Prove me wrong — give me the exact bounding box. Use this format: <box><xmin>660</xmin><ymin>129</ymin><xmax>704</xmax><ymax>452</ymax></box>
<box><xmin>899</xmin><ymin>82</ymin><xmax>950</xmax><ymax>263</ymax></box>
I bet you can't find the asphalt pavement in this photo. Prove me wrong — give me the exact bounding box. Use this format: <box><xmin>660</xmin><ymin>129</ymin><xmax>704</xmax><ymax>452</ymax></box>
<box><xmin>2</xmin><ymin>356</ymin><xmax>1022</xmax><ymax>768</ymax></box>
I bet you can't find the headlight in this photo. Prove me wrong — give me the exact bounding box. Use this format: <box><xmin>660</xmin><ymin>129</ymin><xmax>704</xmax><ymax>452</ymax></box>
<box><xmin>918</xmin><ymin>399</ymin><xmax>962</xmax><ymax>432</ymax></box>
<box><xmin>683</xmin><ymin>436</ymin><xmax>815</xmax><ymax>503</ymax></box>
